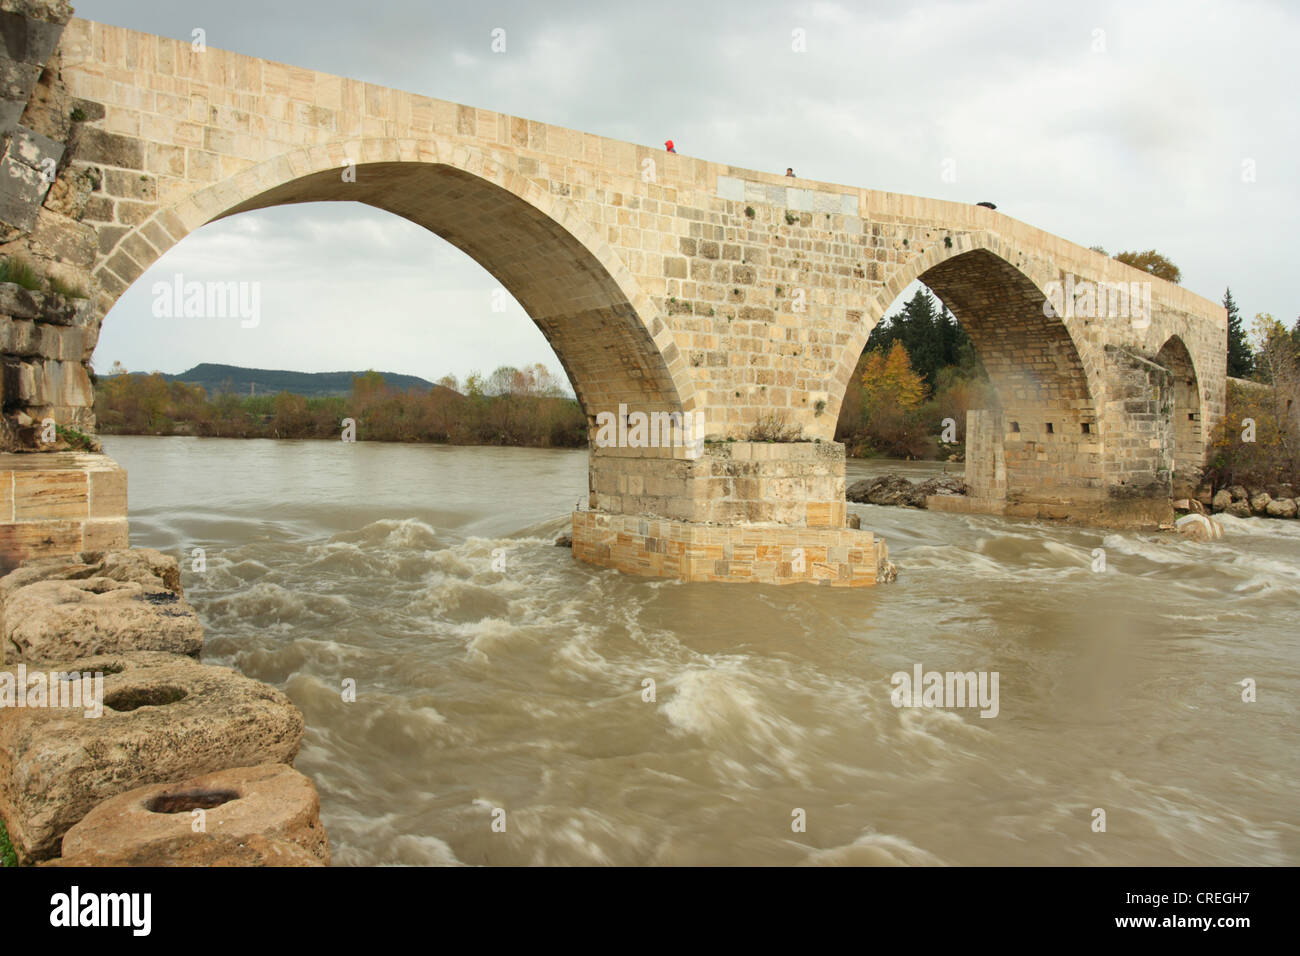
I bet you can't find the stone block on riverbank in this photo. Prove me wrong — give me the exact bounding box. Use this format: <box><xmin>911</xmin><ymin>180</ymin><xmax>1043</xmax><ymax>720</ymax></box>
<box><xmin>0</xmin><ymin>547</ymin><xmax>182</xmax><ymax>598</ymax></box>
<box><xmin>0</xmin><ymin>575</ymin><xmax>202</xmax><ymax>665</ymax></box>
<box><xmin>59</xmin><ymin>763</ymin><xmax>328</xmax><ymax>866</ymax></box>
<box><xmin>0</xmin><ymin>651</ymin><xmax>304</xmax><ymax>862</ymax></box>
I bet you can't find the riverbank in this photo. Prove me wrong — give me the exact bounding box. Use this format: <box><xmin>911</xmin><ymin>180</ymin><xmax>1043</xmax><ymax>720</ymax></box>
<box><xmin>847</xmin><ymin>470</ymin><xmax>1300</xmax><ymax>526</ymax></box>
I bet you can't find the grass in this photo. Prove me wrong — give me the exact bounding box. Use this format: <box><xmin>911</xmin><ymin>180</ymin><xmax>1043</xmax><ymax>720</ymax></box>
<box><xmin>48</xmin><ymin>274</ymin><xmax>87</xmax><ymax>298</ymax></box>
<box><xmin>748</xmin><ymin>412</ymin><xmax>802</xmax><ymax>442</ymax></box>
<box><xmin>0</xmin><ymin>816</ymin><xmax>15</xmax><ymax>867</ymax></box>
<box><xmin>0</xmin><ymin>257</ymin><xmax>42</xmax><ymax>291</ymax></box>
<box><xmin>0</xmin><ymin>258</ymin><xmax>89</xmax><ymax>299</ymax></box>
<box><xmin>56</xmin><ymin>424</ymin><xmax>97</xmax><ymax>451</ymax></box>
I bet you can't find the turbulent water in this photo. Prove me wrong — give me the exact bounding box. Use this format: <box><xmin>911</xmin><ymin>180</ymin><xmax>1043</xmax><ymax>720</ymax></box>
<box><xmin>103</xmin><ymin>436</ymin><xmax>1299</xmax><ymax>866</ymax></box>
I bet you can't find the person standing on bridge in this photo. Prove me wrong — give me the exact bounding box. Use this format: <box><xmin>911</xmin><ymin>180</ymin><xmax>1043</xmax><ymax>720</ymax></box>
<box><xmin>786</xmin><ymin>167</ymin><xmax>795</xmax><ymax>177</ymax></box>
<box><xmin>664</xmin><ymin>140</ymin><xmax>676</xmax><ymax>153</ymax></box>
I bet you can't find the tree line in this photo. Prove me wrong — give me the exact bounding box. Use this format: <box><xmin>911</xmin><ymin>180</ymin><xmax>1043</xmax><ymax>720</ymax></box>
<box><xmin>94</xmin><ymin>362</ymin><xmax>588</xmax><ymax>448</ymax></box>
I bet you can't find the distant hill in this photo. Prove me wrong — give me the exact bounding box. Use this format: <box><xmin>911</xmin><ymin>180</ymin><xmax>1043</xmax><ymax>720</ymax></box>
<box><xmin>158</xmin><ymin>363</ymin><xmax>444</xmax><ymax>398</ymax></box>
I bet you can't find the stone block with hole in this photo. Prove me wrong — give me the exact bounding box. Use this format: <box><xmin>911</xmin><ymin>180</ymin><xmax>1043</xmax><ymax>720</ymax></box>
<box><xmin>1</xmin><ymin>574</ymin><xmax>201</xmax><ymax>665</ymax></box>
<box><xmin>58</xmin><ymin>763</ymin><xmax>328</xmax><ymax>865</ymax></box>
<box><xmin>0</xmin><ymin>651</ymin><xmax>304</xmax><ymax>862</ymax></box>
<box><xmin>45</xmin><ymin>833</ymin><xmax>324</xmax><ymax>867</ymax></box>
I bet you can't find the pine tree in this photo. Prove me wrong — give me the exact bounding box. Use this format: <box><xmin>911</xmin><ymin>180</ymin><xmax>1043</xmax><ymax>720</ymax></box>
<box><xmin>864</xmin><ymin>286</ymin><xmax>983</xmax><ymax>387</ymax></box>
<box><xmin>1224</xmin><ymin>287</ymin><xmax>1253</xmax><ymax>378</ymax></box>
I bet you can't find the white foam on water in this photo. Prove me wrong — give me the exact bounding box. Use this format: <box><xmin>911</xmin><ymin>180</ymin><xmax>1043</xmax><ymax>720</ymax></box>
<box><xmin>799</xmin><ymin>830</ymin><xmax>948</xmax><ymax>866</ymax></box>
<box><xmin>659</xmin><ymin>664</ymin><xmax>812</xmax><ymax>784</ymax></box>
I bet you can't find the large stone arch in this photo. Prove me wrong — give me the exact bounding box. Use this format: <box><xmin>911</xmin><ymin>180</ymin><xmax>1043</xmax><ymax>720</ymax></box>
<box><xmin>830</xmin><ymin>235</ymin><xmax>1102</xmax><ymax>495</ymax></box>
<box><xmin>92</xmin><ymin>138</ymin><xmax>698</xmax><ymax>419</ymax></box>
<box><xmin>1154</xmin><ymin>335</ymin><xmax>1203</xmax><ymax>490</ymax></box>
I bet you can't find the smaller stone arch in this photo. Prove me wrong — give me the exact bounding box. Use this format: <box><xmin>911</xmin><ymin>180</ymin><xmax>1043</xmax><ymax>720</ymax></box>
<box><xmin>831</xmin><ymin>235</ymin><xmax>1104</xmax><ymax>497</ymax></box>
<box><xmin>1154</xmin><ymin>335</ymin><xmax>1204</xmax><ymax>490</ymax></box>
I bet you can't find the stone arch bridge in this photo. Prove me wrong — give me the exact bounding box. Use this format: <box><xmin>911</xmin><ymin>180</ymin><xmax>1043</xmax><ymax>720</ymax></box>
<box><xmin>0</xmin><ymin>9</ymin><xmax>1226</xmax><ymax>584</ymax></box>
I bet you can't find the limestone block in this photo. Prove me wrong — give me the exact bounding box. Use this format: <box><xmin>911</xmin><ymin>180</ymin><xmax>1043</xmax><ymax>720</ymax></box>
<box><xmin>34</xmin><ymin>358</ymin><xmax>92</xmax><ymax>407</ymax></box>
<box><xmin>0</xmin><ymin>547</ymin><xmax>181</xmax><ymax>599</ymax></box>
<box><xmin>36</xmin><ymin>322</ymin><xmax>82</xmax><ymax>360</ymax></box>
<box><xmin>0</xmin><ymin>651</ymin><xmax>305</xmax><ymax>861</ymax></box>
<box><xmin>28</xmin><ymin>207</ymin><xmax>97</xmax><ymax>268</ymax></box>
<box><xmin>0</xmin><ymin>153</ymin><xmax>48</xmax><ymax>231</ymax></box>
<box><xmin>0</xmin><ymin>8</ymin><xmax>70</xmax><ymax>65</ymax></box>
<box><xmin>60</xmin><ymin>763</ymin><xmax>328</xmax><ymax>865</ymax></box>
<box><xmin>68</xmin><ymin>126</ymin><xmax>143</xmax><ymax>170</ymax></box>
<box><xmin>0</xmin><ymin>281</ymin><xmax>41</xmax><ymax>319</ymax></box>
<box><xmin>8</xmin><ymin>126</ymin><xmax>63</xmax><ymax>170</ymax></box>
<box><xmin>1</xmin><ymin>576</ymin><xmax>202</xmax><ymax>664</ymax></box>
<box><xmin>0</xmin><ymin>59</ymin><xmax>41</xmax><ymax>112</ymax></box>
<box><xmin>0</xmin><ymin>358</ymin><xmax>38</xmax><ymax>402</ymax></box>
<box><xmin>0</xmin><ymin>316</ymin><xmax>38</xmax><ymax>354</ymax></box>
<box><xmin>80</xmin><ymin>516</ymin><xmax>126</xmax><ymax>551</ymax></box>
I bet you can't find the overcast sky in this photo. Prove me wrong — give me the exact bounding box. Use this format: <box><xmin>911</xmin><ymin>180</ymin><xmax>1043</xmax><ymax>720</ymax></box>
<box><xmin>79</xmin><ymin>0</ymin><xmax>1296</xmax><ymax>388</ymax></box>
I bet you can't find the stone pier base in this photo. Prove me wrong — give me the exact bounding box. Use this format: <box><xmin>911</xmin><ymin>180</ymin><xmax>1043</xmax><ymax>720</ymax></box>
<box><xmin>0</xmin><ymin>452</ymin><xmax>127</xmax><ymax>573</ymax></box>
<box><xmin>925</xmin><ymin>490</ymin><xmax>1174</xmax><ymax>528</ymax></box>
<box><xmin>571</xmin><ymin>511</ymin><xmax>888</xmax><ymax>586</ymax></box>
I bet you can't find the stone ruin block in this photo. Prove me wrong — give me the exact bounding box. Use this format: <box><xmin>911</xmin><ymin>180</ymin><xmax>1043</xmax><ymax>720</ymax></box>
<box><xmin>57</xmin><ymin>762</ymin><xmax>329</xmax><ymax>866</ymax></box>
<box><xmin>0</xmin><ymin>651</ymin><xmax>305</xmax><ymax>862</ymax></box>
<box><xmin>0</xmin><ymin>547</ymin><xmax>199</xmax><ymax>664</ymax></box>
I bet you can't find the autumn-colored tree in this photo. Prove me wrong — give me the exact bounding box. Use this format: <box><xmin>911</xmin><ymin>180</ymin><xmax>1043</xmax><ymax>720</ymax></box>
<box><xmin>1113</xmin><ymin>249</ymin><xmax>1182</xmax><ymax>284</ymax></box>
<box><xmin>861</xmin><ymin>341</ymin><xmax>929</xmax><ymax>408</ymax></box>
<box><xmin>855</xmin><ymin>342</ymin><xmax>931</xmax><ymax>457</ymax></box>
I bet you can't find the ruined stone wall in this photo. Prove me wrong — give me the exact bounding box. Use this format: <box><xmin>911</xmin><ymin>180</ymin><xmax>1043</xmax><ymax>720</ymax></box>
<box><xmin>1</xmin><ymin>1</ymin><xmax>103</xmax><ymax>447</ymax></box>
<box><xmin>0</xmin><ymin>284</ymin><xmax>98</xmax><ymax>445</ymax></box>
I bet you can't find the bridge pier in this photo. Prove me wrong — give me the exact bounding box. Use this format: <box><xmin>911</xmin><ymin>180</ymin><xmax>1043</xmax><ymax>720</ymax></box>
<box><xmin>573</xmin><ymin>441</ymin><xmax>888</xmax><ymax>585</ymax></box>
<box><xmin>0</xmin><ymin>451</ymin><xmax>128</xmax><ymax>574</ymax></box>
